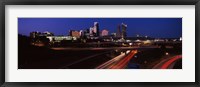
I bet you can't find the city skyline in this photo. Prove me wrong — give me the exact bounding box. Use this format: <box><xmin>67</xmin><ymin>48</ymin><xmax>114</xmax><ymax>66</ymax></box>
<box><xmin>18</xmin><ymin>18</ymin><xmax>182</xmax><ymax>69</ymax></box>
<box><xmin>18</xmin><ymin>18</ymin><xmax>182</xmax><ymax>38</ymax></box>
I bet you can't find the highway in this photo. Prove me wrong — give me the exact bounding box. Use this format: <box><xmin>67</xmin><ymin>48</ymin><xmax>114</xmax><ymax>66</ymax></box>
<box><xmin>153</xmin><ymin>55</ymin><xmax>182</xmax><ymax>69</ymax></box>
<box><xmin>51</xmin><ymin>46</ymin><xmax>159</xmax><ymax>51</ymax></box>
<box><xmin>60</xmin><ymin>51</ymin><xmax>113</xmax><ymax>69</ymax></box>
<box><xmin>96</xmin><ymin>50</ymin><xmax>137</xmax><ymax>69</ymax></box>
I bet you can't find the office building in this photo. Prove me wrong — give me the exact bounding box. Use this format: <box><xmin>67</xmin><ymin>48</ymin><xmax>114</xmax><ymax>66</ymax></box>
<box><xmin>89</xmin><ymin>27</ymin><xmax>94</xmax><ymax>36</ymax></box>
<box><xmin>121</xmin><ymin>23</ymin><xmax>127</xmax><ymax>39</ymax></box>
<box><xmin>69</xmin><ymin>30</ymin><xmax>81</xmax><ymax>38</ymax></box>
<box><xmin>101</xmin><ymin>29</ymin><xmax>109</xmax><ymax>36</ymax></box>
<box><xmin>117</xmin><ymin>24</ymin><xmax>121</xmax><ymax>37</ymax></box>
<box><xmin>93</xmin><ymin>22</ymin><xmax>99</xmax><ymax>36</ymax></box>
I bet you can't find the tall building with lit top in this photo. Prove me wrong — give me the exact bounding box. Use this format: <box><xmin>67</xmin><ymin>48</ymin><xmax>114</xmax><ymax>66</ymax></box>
<box><xmin>93</xmin><ymin>22</ymin><xmax>99</xmax><ymax>36</ymax></box>
<box><xmin>121</xmin><ymin>23</ymin><xmax>127</xmax><ymax>39</ymax></box>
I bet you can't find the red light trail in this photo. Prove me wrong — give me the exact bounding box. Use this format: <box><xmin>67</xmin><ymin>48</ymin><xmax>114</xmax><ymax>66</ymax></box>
<box><xmin>160</xmin><ymin>55</ymin><xmax>182</xmax><ymax>69</ymax></box>
<box><xmin>96</xmin><ymin>50</ymin><xmax>137</xmax><ymax>69</ymax></box>
<box><xmin>109</xmin><ymin>50</ymin><xmax>137</xmax><ymax>69</ymax></box>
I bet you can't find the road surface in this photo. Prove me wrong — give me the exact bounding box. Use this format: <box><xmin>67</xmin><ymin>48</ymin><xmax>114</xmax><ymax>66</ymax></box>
<box><xmin>96</xmin><ymin>50</ymin><xmax>137</xmax><ymax>69</ymax></box>
<box><xmin>51</xmin><ymin>46</ymin><xmax>159</xmax><ymax>51</ymax></box>
<box><xmin>153</xmin><ymin>55</ymin><xmax>182</xmax><ymax>69</ymax></box>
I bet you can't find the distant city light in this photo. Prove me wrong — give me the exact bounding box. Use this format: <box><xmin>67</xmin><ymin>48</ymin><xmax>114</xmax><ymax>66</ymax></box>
<box><xmin>165</xmin><ymin>52</ymin><xmax>169</xmax><ymax>55</ymax></box>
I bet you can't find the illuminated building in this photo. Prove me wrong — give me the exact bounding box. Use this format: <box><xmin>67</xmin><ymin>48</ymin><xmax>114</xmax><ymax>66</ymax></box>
<box><xmin>69</xmin><ymin>30</ymin><xmax>81</xmax><ymax>38</ymax></box>
<box><xmin>69</xmin><ymin>30</ymin><xmax>73</xmax><ymax>36</ymax></box>
<box><xmin>46</xmin><ymin>36</ymin><xmax>73</xmax><ymax>42</ymax></box>
<box><xmin>84</xmin><ymin>29</ymin><xmax>90</xmax><ymax>38</ymax></box>
<box><xmin>43</xmin><ymin>31</ymin><xmax>54</xmax><ymax>36</ymax></box>
<box><xmin>30</xmin><ymin>31</ymin><xmax>39</xmax><ymax>38</ymax></box>
<box><xmin>93</xmin><ymin>22</ymin><xmax>99</xmax><ymax>36</ymax></box>
<box><xmin>30</xmin><ymin>31</ymin><xmax>54</xmax><ymax>38</ymax></box>
<box><xmin>89</xmin><ymin>27</ymin><xmax>94</xmax><ymax>36</ymax></box>
<box><xmin>111</xmin><ymin>33</ymin><xmax>117</xmax><ymax>37</ymax></box>
<box><xmin>79</xmin><ymin>30</ymin><xmax>84</xmax><ymax>37</ymax></box>
<box><xmin>101</xmin><ymin>29</ymin><xmax>109</xmax><ymax>36</ymax></box>
<box><xmin>121</xmin><ymin>23</ymin><xmax>127</xmax><ymax>39</ymax></box>
<box><xmin>116</xmin><ymin>24</ymin><xmax>121</xmax><ymax>37</ymax></box>
<box><xmin>72</xmin><ymin>31</ymin><xmax>80</xmax><ymax>38</ymax></box>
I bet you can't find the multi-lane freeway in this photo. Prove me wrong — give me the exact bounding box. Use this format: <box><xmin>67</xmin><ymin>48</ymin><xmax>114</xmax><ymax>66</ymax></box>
<box><xmin>51</xmin><ymin>46</ymin><xmax>159</xmax><ymax>51</ymax></box>
<box><xmin>153</xmin><ymin>55</ymin><xmax>182</xmax><ymax>69</ymax></box>
<box><xmin>96</xmin><ymin>50</ymin><xmax>137</xmax><ymax>69</ymax></box>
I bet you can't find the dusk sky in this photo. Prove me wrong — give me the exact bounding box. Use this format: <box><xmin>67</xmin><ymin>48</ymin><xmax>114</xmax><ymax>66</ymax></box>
<box><xmin>18</xmin><ymin>18</ymin><xmax>182</xmax><ymax>38</ymax></box>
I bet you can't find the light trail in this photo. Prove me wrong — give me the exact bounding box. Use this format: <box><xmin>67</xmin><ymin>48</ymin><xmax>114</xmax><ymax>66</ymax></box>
<box><xmin>109</xmin><ymin>50</ymin><xmax>137</xmax><ymax>69</ymax></box>
<box><xmin>60</xmin><ymin>51</ymin><xmax>111</xmax><ymax>69</ymax></box>
<box><xmin>96</xmin><ymin>50</ymin><xmax>130</xmax><ymax>69</ymax></box>
<box><xmin>160</xmin><ymin>55</ymin><xmax>182</xmax><ymax>69</ymax></box>
<box><xmin>96</xmin><ymin>50</ymin><xmax>137</xmax><ymax>69</ymax></box>
<box><xmin>51</xmin><ymin>46</ymin><xmax>159</xmax><ymax>51</ymax></box>
<box><xmin>107</xmin><ymin>51</ymin><xmax>133</xmax><ymax>69</ymax></box>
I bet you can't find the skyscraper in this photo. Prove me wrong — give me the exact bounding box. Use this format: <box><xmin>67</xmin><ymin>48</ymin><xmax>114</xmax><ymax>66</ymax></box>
<box><xmin>121</xmin><ymin>23</ymin><xmax>127</xmax><ymax>39</ymax></box>
<box><xmin>93</xmin><ymin>22</ymin><xmax>99</xmax><ymax>36</ymax></box>
<box><xmin>79</xmin><ymin>30</ymin><xmax>84</xmax><ymax>37</ymax></box>
<box><xmin>117</xmin><ymin>24</ymin><xmax>121</xmax><ymax>37</ymax></box>
<box><xmin>89</xmin><ymin>27</ymin><xmax>94</xmax><ymax>36</ymax></box>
